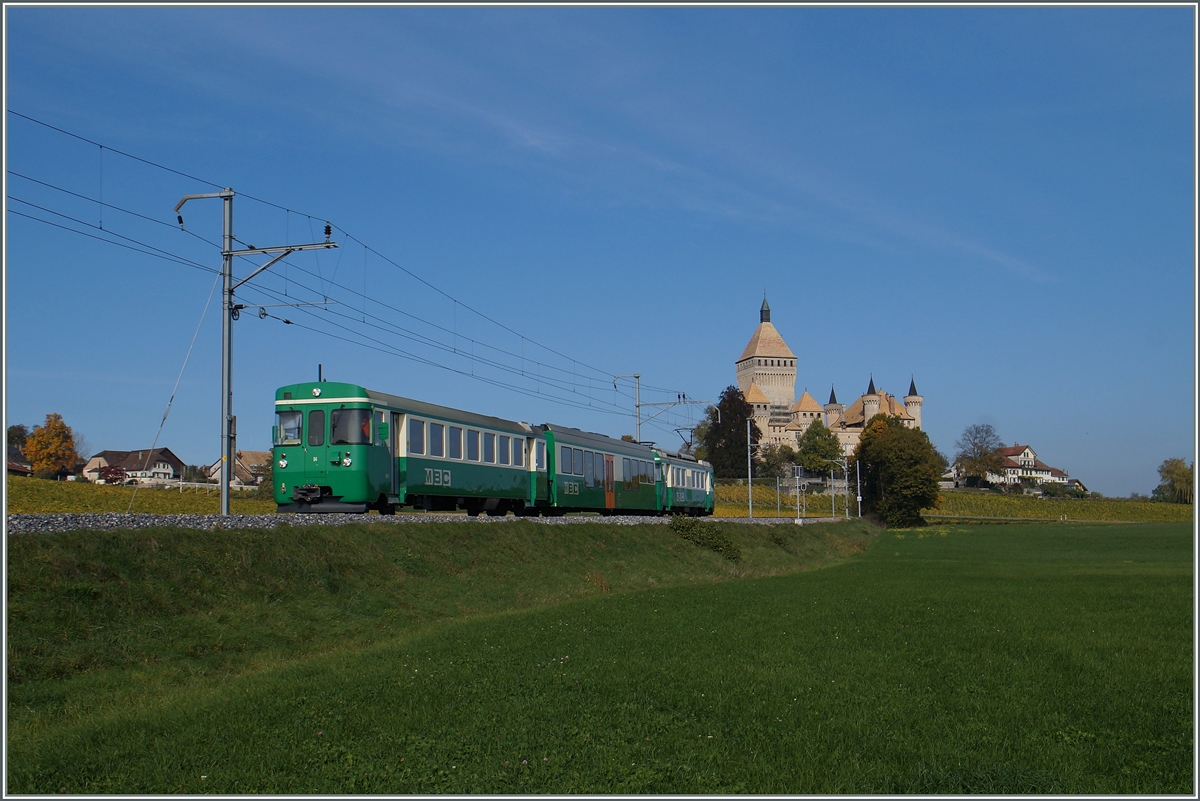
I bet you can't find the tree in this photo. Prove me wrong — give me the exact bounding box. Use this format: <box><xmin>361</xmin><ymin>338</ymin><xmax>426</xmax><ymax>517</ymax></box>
<box><xmin>693</xmin><ymin>386</ymin><xmax>760</xmax><ymax>478</ymax></box>
<box><xmin>954</xmin><ymin>423</ymin><xmax>1004</xmax><ymax>487</ymax></box>
<box><xmin>254</xmin><ymin>461</ymin><xmax>275</xmax><ymax>500</ymax></box>
<box><xmin>795</xmin><ymin>418</ymin><xmax>843</xmax><ymax>476</ymax></box>
<box><xmin>99</xmin><ymin>465</ymin><xmax>128</xmax><ymax>485</ymax></box>
<box><xmin>853</xmin><ymin>415</ymin><xmax>947</xmax><ymax>527</ymax></box>
<box><xmin>22</xmin><ymin>413</ymin><xmax>80</xmax><ymax>476</ymax></box>
<box><xmin>7</xmin><ymin>424</ymin><xmax>29</xmax><ymax>451</ymax></box>
<box><xmin>1154</xmin><ymin>458</ymin><xmax>1194</xmax><ymax>505</ymax></box>
<box><xmin>758</xmin><ymin>443</ymin><xmax>797</xmax><ymax>480</ymax></box>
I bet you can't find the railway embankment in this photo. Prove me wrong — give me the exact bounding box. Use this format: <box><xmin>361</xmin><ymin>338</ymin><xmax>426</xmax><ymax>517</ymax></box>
<box><xmin>6</xmin><ymin>512</ymin><xmax>846</xmax><ymax>534</ymax></box>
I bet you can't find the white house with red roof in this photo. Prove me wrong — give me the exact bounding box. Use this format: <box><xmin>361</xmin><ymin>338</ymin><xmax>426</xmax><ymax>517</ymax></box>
<box><xmin>986</xmin><ymin>445</ymin><xmax>1070</xmax><ymax>487</ymax></box>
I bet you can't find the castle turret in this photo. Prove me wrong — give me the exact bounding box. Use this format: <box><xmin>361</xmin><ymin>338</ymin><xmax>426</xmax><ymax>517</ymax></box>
<box><xmin>863</xmin><ymin>376</ymin><xmax>880</xmax><ymax>422</ymax></box>
<box><xmin>904</xmin><ymin>376</ymin><xmax>923</xmax><ymax>429</ymax></box>
<box><xmin>823</xmin><ymin>385</ymin><xmax>844</xmax><ymax>427</ymax></box>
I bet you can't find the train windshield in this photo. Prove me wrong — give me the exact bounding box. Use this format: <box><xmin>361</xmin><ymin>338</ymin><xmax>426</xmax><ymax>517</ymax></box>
<box><xmin>276</xmin><ymin>410</ymin><xmax>302</xmax><ymax>445</ymax></box>
<box><xmin>331</xmin><ymin>408</ymin><xmax>372</xmax><ymax>445</ymax></box>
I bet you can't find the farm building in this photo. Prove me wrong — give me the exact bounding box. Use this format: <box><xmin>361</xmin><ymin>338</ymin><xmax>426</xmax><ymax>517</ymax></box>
<box><xmin>83</xmin><ymin>448</ymin><xmax>186</xmax><ymax>485</ymax></box>
<box><xmin>206</xmin><ymin>450</ymin><xmax>271</xmax><ymax>486</ymax></box>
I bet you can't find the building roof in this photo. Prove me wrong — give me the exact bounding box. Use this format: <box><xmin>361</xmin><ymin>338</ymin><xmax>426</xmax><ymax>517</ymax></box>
<box><xmin>996</xmin><ymin>445</ymin><xmax>1031</xmax><ymax>458</ymax></box>
<box><xmin>790</xmin><ymin>390</ymin><xmax>823</xmax><ymax>413</ymax></box>
<box><xmin>237</xmin><ymin>450</ymin><xmax>272</xmax><ymax>468</ymax></box>
<box><xmin>827</xmin><ymin>386</ymin><xmax>838</xmax><ymax>405</ymax></box>
<box><xmin>7</xmin><ymin>445</ymin><xmax>33</xmax><ymax>476</ymax></box>
<box><xmin>88</xmin><ymin>448</ymin><xmax>186</xmax><ymax>474</ymax></box>
<box><xmin>743</xmin><ymin>383</ymin><xmax>771</xmax><ymax>404</ymax></box>
<box><xmin>737</xmin><ymin>321</ymin><xmax>796</xmax><ymax>361</ymax></box>
<box><xmin>908</xmin><ymin>377</ymin><xmax>919</xmax><ymax>397</ymax></box>
<box><xmin>840</xmin><ymin>391</ymin><xmax>914</xmax><ymax>427</ymax></box>
<box><xmin>208</xmin><ymin>451</ymin><xmax>274</xmax><ymax>483</ymax></box>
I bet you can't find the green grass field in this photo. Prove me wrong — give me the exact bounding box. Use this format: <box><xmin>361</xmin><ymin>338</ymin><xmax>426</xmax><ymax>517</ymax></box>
<box><xmin>713</xmin><ymin>480</ymin><xmax>1194</xmax><ymax>523</ymax></box>
<box><xmin>6</xmin><ymin>475</ymin><xmax>276</xmax><ymax>514</ymax></box>
<box><xmin>6</xmin><ymin>519</ymin><xmax>1193</xmax><ymax>793</ymax></box>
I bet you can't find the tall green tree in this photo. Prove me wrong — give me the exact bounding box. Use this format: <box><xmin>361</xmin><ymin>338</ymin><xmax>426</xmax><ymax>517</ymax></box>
<box><xmin>795</xmin><ymin>418</ymin><xmax>843</xmax><ymax>475</ymax></box>
<box><xmin>7</xmin><ymin>423</ymin><xmax>30</xmax><ymax>450</ymax></box>
<box><xmin>758</xmin><ymin>443</ymin><xmax>797</xmax><ymax>480</ymax></box>
<box><xmin>694</xmin><ymin>386</ymin><xmax>760</xmax><ymax>478</ymax></box>
<box><xmin>853</xmin><ymin>415</ymin><xmax>947</xmax><ymax>527</ymax></box>
<box><xmin>22</xmin><ymin>413</ymin><xmax>80</xmax><ymax>477</ymax></box>
<box><xmin>954</xmin><ymin>423</ymin><xmax>1004</xmax><ymax>486</ymax></box>
<box><xmin>1154</xmin><ymin>458</ymin><xmax>1194</xmax><ymax>505</ymax></box>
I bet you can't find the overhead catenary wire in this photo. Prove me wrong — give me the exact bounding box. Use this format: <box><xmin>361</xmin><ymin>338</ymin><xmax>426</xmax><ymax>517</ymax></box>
<box><xmin>7</xmin><ymin>110</ymin><xmax>707</xmax><ymax>433</ymax></box>
<box><xmin>8</xmin><ymin>200</ymin><xmax>646</xmax><ymax>416</ymax></box>
<box><xmin>125</xmin><ymin>270</ymin><xmax>222</xmax><ymax>513</ymax></box>
<box><xmin>8</xmin><ymin>110</ymin><xmax>620</xmax><ymax>386</ymax></box>
<box><xmin>9</xmin><ymin>199</ymin><xmax>688</xmax><ymax>437</ymax></box>
<box><xmin>9</xmin><ymin>175</ymin><xmax>623</xmax><ymax>397</ymax></box>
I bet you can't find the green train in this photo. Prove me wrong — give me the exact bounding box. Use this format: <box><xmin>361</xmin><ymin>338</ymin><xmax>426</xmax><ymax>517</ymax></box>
<box><xmin>271</xmin><ymin>381</ymin><xmax>714</xmax><ymax>516</ymax></box>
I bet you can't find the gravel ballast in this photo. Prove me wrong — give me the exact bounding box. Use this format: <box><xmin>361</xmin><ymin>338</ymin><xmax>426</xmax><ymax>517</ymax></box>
<box><xmin>5</xmin><ymin>513</ymin><xmax>838</xmax><ymax>534</ymax></box>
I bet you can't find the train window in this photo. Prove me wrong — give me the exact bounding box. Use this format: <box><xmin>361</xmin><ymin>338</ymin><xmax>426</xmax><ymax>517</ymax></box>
<box><xmin>512</xmin><ymin>438</ymin><xmax>524</xmax><ymax>468</ymax></box>
<box><xmin>308</xmin><ymin>410</ymin><xmax>325</xmax><ymax>447</ymax></box>
<box><xmin>484</xmin><ymin>432</ymin><xmax>496</xmax><ymax>463</ymax></box>
<box><xmin>448</xmin><ymin>427</ymin><xmax>463</xmax><ymax>459</ymax></box>
<box><xmin>467</xmin><ymin>430</ymin><xmax>480</xmax><ymax>461</ymax></box>
<box><xmin>641</xmin><ymin>461</ymin><xmax>649</xmax><ymax>484</ymax></box>
<box><xmin>583</xmin><ymin>451</ymin><xmax>594</xmax><ymax>488</ymax></box>
<box><xmin>332</xmin><ymin>408</ymin><xmax>371</xmax><ymax>445</ymax></box>
<box><xmin>572</xmin><ymin>448</ymin><xmax>583</xmax><ymax>476</ymax></box>
<box><xmin>409</xmin><ymin>418</ymin><xmax>425</xmax><ymax>455</ymax></box>
<box><xmin>622</xmin><ymin>458</ymin><xmax>631</xmax><ymax>489</ymax></box>
<box><xmin>498</xmin><ymin>435</ymin><xmax>510</xmax><ymax>465</ymax></box>
<box><xmin>561</xmin><ymin>445</ymin><xmax>572</xmax><ymax>474</ymax></box>
<box><xmin>276</xmin><ymin>411</ymin><xmax>302</xmax><ymax>446</ymax></box>
<box><xmin>374</xmin><ymin>411</ymin><xmax>385</xmax><ymax>446</ymax></box>
<box><xmin>536</xmin><ymin>441</ymin><xmax>545</xmax><ymax>470</ymax></box>
<box><xmin>429</xmin><ymin>423</ymin><xmax>444</xmax><ymax>458</ymax></box>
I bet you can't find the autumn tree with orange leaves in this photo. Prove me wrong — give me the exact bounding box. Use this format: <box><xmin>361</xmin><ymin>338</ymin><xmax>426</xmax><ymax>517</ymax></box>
<box><xmin>22</xmin><ymin>413</ymin><xmax>80</xmax><ymax>477</ymax></box>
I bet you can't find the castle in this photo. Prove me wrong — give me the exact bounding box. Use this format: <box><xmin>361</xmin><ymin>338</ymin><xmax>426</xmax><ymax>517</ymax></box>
<box><xmin>735</xmin><ymin>298</ymin><xmax>924</xmax><ymax>456</ymax></box>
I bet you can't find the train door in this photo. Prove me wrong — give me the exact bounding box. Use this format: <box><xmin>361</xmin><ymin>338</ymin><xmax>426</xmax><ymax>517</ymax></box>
<box><xmin>604</xmin><ymin>454</ymin><xmax>615</xmax><ymax>509</ymax></box>
<box><xmin>389</xmin><ymin>412</ymin><xmax>401</xmax><ymax>496</ymax></box>
<box><xmin>303</xmin><ymin>407</ymin><xmax>328</xmax><ymax>486</ymax></box>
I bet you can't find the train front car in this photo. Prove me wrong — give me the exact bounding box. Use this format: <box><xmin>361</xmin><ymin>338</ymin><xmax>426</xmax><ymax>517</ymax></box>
<box><xmin>273</xmin><ymin>381</ymin><xmax>545</xmax><ymax>515</ymax></box>
<box><xmin>657</xmin><ymin>449</ymin><xmax>716</xmax><ymax>516</ymax></box>
<box><xmin>273</xmin><ymin>382</ymin><xmax>389</xmax><ymax>513</ymax></box>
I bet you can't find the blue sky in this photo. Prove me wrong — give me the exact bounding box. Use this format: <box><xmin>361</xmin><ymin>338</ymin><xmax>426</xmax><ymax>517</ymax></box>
<box><xmin>4</xmin><ymin>6</ymin><xmax>1195</xmax><ymax>497</ymax></box>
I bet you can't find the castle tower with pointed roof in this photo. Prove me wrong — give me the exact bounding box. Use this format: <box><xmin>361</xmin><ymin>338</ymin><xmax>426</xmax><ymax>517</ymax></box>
<box><xmin>735</xmin><ymin>297</ymin><xmax>798</xmax><ymax>445</ymax></box>
<box><xmin>904</xmin><ymin>377</ymin><xmax>923</xmax><ymax>429</ymax></box>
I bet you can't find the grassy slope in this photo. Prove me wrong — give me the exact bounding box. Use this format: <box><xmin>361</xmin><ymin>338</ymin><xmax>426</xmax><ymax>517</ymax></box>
<box><xmin>712</xmin><ymin>481</ymin><xmax>1194</xmax><ymax>523</ymax></box>
<box><xmin>6</xmin><ymin>519</ymin><xmax>1192</xmax><ymax>793</ymax></box>
<box><xmin>6</xmin><ymin>518</ymin><xmax>871</xmax><ymax>779</ymax></box>
<box><xmin>6</xmin><ymin>475</ymin><xmax>276</xmax><ymax>514</ymax></box>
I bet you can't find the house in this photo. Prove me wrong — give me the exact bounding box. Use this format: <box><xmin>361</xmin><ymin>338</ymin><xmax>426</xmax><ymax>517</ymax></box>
<box><xmin>206</xmin><ymin>450</ymin><xmax>272</xmax><ymax>485</ymax></box>
<box><xmin>83</xmin><ymin>448</ymin><xmax>186</xmax><ymax>485</ymax></box>
<box><xmin>7</xmin><ymin>446</ymin><xmax>33</xmax><ymax>477</ymax></box>
<box><xmin>986</xmin><ymin>445</ymin><xmax>1071</xmax><ymax>488</ymax></box>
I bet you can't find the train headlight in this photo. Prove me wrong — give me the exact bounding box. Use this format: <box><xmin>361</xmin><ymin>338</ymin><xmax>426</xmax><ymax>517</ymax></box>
<box><xmin>342</xmin><ymin>455</ymin><xmax>353</xmax><ymax>467</ymax></box>
<box><xmin>278</xmin><ymin>457</ymin><xmax>288</xmax><ymax>469</ymax></box>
